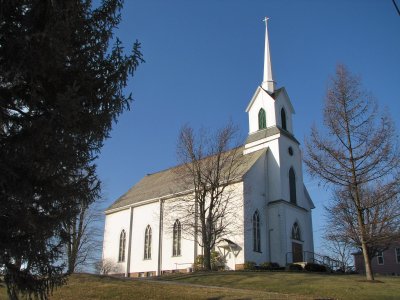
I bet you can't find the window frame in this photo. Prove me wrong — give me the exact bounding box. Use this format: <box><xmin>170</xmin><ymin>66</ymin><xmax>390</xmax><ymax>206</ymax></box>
<box><xmin>118</xmin><ymin>229</ymin><xmax>126</xmax><ymax>262</ymax></box>
<box><xmin>281</xmin><ymin>107</ymin><xmax>287</xmax><ymax>131</ymax></box>
<box><xmin>377</xmin><ymin>250</ymin><xmax>384</xmax><ymax>265</ymax></box>
<box><xmin>258</xmin><ymin>108</ymin><xmax>266</xmax><ymax>130</ymax></box>
<box><xmin>172</xmin><ymin>219</ymin><xmax>182</xmax><ymax>257</ymax></box>
<box><xmin>144</xmin><ymin>225</ymin><xmax>152</xmax><ymax>260</ymax></box>
<box><xmin>395</xmin><ymin>248</ymin><xmax>400</xmax><ymax>264</ymax></box>
<box><xmin>289</xmin><ymin>167</ymin><xmax>297</xmax><ymax>205</ymax></box>
<box><xmin>292</xmin><ymin>222</ymin><xmax>301</xmax><ymax>241</ymax></box>
<box><xmin>253</xmin><ymin>210</ymin><xmax>261</xmax><ymax>252</ymax></box>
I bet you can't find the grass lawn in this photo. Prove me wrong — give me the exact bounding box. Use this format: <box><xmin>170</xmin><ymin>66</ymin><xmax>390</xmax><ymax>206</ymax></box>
<box><xmin>163</xmin><ymin>271</ymin><xmax>400</xmax><ymax>300</ymax></box>
<box><xmin>0</xmin><ymin>273</ymin><xmax>311</xmax><ymax>299</ymax></box>
<box><xmin>0</xmin><ymin>272</ymin><xmax>399</xmax><ymax>299</ymax></box>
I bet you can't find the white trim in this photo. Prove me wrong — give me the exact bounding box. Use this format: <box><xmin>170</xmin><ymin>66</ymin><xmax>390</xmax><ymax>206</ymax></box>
<box><xmin>245</xmin><ymin>133</ymin><xmax>279</xmax><ymax>149</ymax></box>
<box><xmin>395</xmin><ymin>247</ymin><xmax>400</xmax><ymax>264</ymax></box>
<box><xmin>126</xmin><ymin>207</ymin><xmax>134</xmax><ymax>276</ymax></box>
<box><xmin>275</xmin><ymin>87</ymin><xmax>295</xmax><ymax>114</ymax></box>
<box><xmin>245</xmin><ymin>86</ymin><xmax>263</xmax><ymax>112</ymax></box>
<box><xmin>377</xmin><ymin>251</ymin><xmax>384</xmax><ymax>265</ymax></box>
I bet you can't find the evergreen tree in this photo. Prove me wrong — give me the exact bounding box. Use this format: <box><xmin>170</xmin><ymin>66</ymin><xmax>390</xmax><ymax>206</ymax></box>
<box><xmin>0</xmin><ymin>0</ymin><xmax>143</xmax><ymax>298</ymax></box>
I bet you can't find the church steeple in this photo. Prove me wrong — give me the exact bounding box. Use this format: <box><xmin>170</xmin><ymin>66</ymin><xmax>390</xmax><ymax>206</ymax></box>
<box><xmin>261</xmin><ymin>17</ymin><xmax>275</xmax><ymax>93</ymax></box>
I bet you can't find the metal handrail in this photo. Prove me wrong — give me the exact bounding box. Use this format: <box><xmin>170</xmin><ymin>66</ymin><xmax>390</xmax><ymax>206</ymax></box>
<box><xmin>286</xmin><ymin>251</ymin><xmax>342</xmax><ymax>270</ymax></box>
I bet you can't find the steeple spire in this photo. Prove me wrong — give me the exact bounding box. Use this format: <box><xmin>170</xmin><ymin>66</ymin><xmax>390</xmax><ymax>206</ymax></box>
<box><xmin>261</xmin><ymin>17</ymin><xmax>275</xmax><ymax>93</ymax></box>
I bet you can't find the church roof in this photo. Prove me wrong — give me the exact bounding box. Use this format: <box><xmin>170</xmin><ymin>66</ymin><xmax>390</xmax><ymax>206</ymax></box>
<box><xmin>106</xmin><ymin>147</ymin><xmax>266</xmax><ymax>213</ymax></box>
<box><xmin>245</xmin><ymin>126</ymin><xmax>281</xmax><ymax>144</ymax></box>
<box><xmin>245</xmin><ymin>86</ymin><xmax>294</xmax><ymax>114</ymax></box>
<box><xmin>245</xmin><ymin>125</ymin><xmax>299</xmax><ymax>145</ymax></box>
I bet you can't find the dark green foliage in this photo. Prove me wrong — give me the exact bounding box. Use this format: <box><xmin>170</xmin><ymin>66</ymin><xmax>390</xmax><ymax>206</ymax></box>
<box><xmin>304</xmin><ymin>263</ymin><xmax>327</xmax><ymax>272</ymax></box>
<box><xmin>259</xmin><ymin>262</ymin><xmax>280</xmax><ymax>270</ymax></box>
<box><xmin>243</xmin><ymin>261</ymin><xmax>256</xmax><ymax>270</ymax></box>
<box><xmin>287</xmin><ymin>264</ymin><xmax>303</xmax><ymax>271</ymax></box>
<box><xmin>0</xmin><ymin>0</ymin><xmax>143</xmax><ymax>299</ymax></box>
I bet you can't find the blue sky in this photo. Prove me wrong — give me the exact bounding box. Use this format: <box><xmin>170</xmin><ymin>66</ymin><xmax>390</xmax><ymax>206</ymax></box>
<box><xmin>97</xmin><ymin>0</ymin><xmax>400</xmax><ymax>254</ymax></box>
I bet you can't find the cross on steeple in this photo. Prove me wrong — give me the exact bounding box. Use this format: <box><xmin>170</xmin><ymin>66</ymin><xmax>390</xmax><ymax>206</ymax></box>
<box><xmin>261</xmin><ymin>17</ymin><xmax>275</xmax><ymax>93</ymax></box>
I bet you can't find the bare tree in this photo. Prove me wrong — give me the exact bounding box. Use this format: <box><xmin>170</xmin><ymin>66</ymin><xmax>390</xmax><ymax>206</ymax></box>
<box><xmin>325</xmin><ymin>186</ymin><xmax>400</xmax><ymax>271</ymax></box>
<box><xmin>63</xmin><ymin>199</ymin><xmax>103</xmax><ymax>274</ymax></box>
<box><xmin>393</xmin><ymin>0</ymin><xmax>400</xmax><ymax>16</ymax></box>
<box><xmin>305</xmin><ymin>64</ymin><xmax>400</xmax><ymax>280</ymax></box>
<box><xmin>323</xmin><ymin>232</ymin><xmax>353</xmax><ymax>272</ymax></box>
<box><xmin>323</xmin><ymin>194</ymin><xmax>357</xmax><ymax>272</ymax></box>
<box><xmin>93</xmin><ymin>258</ymin><xmax>121</xmax><ymax>275</ymax></box>
<box><xmin>172</xmin><ymin>123</ymin><xmax>243</xmax><ymax>270</ymax></box>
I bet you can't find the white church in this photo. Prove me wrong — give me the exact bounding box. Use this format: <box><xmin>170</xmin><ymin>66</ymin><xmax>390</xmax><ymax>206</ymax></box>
<box><xmin>102</xmin><ymin>19</ymin><xmax>315</xmax><ymax>277</ymax></box>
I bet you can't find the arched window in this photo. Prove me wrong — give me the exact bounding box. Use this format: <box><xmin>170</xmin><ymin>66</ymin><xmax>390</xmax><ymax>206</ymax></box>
<box><xmin>258</xmin><ymin>108</ymin><xmax>266</xmax><ymax>130</ymax></box>
<box><xmin>253</xmin><ymin>211</ymin><xmax>261</xmax><ymax>252</ymax></box>
<box><xmin>144</xmin><ymin>225</ymin><xmax>152</xmax><ymax>260</ymax></box>
<box><xmin>118</xmin><ymin>230</ymin><xmax>126</xmax><ymax>262</ymax></box>
<box><xmin>289</xmin><ymin>167</ymin><xmax>297</xmax><ymax>205</ymax></box>
<box><xmin>173</xmin><ymin>219</ymin><xmax>181</xmax><ymax>256</ymax></box>
<box><xmin>281</xmin><ymin>108</ymin><xmax>287</xmax><ymax>131</ymax></box>
<box><xmin>292</xmin><ymin>222</ymin><xmax>301</xmax><ymax>241</ymax></box>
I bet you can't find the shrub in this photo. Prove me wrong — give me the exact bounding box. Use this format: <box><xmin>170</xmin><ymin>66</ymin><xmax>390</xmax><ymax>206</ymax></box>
<box><xmin>304</xmin><ymin>263</ymin><xmax>327</xmax><ymax>272</ymax></box>
<box><xmin>194</xmin><ymin>251</ymin><xmax>225</xmax><ymax>271</ymax></box>
<box><xmin>288</xmin><ymin>263</ymin><xmax>303</xmax><ymax>271</ymax></box>
<box><xmin>194</xmin><ymin>255</ymin><xmax>205</xmax><ymax>271</ymax></box>
<box><xmin>211</xmin><ymin>251</ymin><xmax>225</xmax><ymax>271</ymax></box>
<box><xmin>259</xmin><ymin>262</ymin><xmax>280</xmax><ymax>270</ymax></box>
<box><xmin>94</xmin><ymin>259</ymin><xmax>121</xmax><ymax>275</ymax></box>
<box><xmin>243</xmin><ymin>261</ymin><xmax>256</xmax><ymax>270</ymax></box>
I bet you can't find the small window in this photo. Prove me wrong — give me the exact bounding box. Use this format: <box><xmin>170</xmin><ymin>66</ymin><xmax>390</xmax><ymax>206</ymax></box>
<box><xmin>377</xmin><ymin>251</ymin><xmax>384</xmax><ymax>265</ymax></box>
<box><xmin>144</xmin><ymin>225</ymin><xmax>152</xmax><ymax>260</ymax></box>
<box><xmin>288</xmin><ymin>147</ymin><xmax>293</xmax><ymax>156</ymax></box>
<box><xmin>258</xmin><ymin>108</ymin><xmax>266</xmax><ymax>130</ymax></box>
<box><xmin>118</xmin><ymin>230</ymin><xmax>126</xmax><ymax>262</ymax></box>
<box><xmin>396</xmin><ymin>248</ymin><xmax>400</xmax><ymax>264</ymax></box>
<box><xmin>281</xmin><ymin>108</ymin><xmax>287</xmax><ymax>131</ymax></box>
<box><xmin>173</xmin><ymin>219</ymin><xmax>181</xmax><ymax>256</ymax></box>
<box><xmin>292</xmin><ymin>222</ymin><xmax>301</xmax><ymax>241</ymax></box>
<box><xmin>289</xmin><ymin>167</ymin><xmax>297</xmax><ymax>205</ymax></box>
<box><xmin>253</xmin><ymin>211</ymin><xmax>261</xmax><ymax>252</ymax></box>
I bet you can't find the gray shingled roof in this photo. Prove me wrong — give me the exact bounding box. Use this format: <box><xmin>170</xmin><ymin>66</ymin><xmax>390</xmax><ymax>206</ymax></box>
<box><xmin>246</xmin><ymin>126</ymin><xmax>280</xmax><ymax>144</ymax></box>
<box><xmin>246</xmin><ymin>126</ymin><xmax>299</xmax><ymax>145</ymax></box>
<box><xmin>106</xmin><ymin>147</ymin><xmax>266</xmax><ymax>213</ymax></box>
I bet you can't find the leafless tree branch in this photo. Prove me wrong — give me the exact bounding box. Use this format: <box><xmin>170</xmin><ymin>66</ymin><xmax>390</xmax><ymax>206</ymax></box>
<box><xmin>305</xmin><ymin>64</ymin><xmax>400</xmax><ymax>281</ymax></box>
<box><xmin>166</xmin><ymin>122</ymin><xmax>243</xmax><ymax>270</ymax></box>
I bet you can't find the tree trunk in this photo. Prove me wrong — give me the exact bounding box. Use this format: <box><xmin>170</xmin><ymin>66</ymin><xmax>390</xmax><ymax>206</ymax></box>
<box><xmin>200</xmin><ymin>219</ymin><xmax>212</xmax><ymax>270</ymax></box>
<box><xmin>355</xmin><ymin>205</ymin><xmax>374</xmax><ymax>280</ymax></box>
<box><xmin>361</xmin><ymin>242</ymin><xmax>374</xmax><ymax>280</ymax></box>
<box><xmin>6</xmin><ymin>277</ymin><xmax>19</xmax><ymax>300</ymax></box>
<box><xmin>344</xmin><ymin>98</ymin><xmax>375</xmax><ymax>281</ymax></box>
<box><xmin>203</xmin><ymin>247</ymin><xmax>212</xmax><ymax>270</ymax></box>
<box><xmin>68</xmin><ymin>252</ymin><xmax>76</xmax><ymax>274</ymax></box>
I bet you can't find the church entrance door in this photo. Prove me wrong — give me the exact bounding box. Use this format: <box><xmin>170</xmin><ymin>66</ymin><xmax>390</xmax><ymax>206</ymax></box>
<box><xmin>292</xmin><ymin>242</ymin><xmax>303</xmax><ymax>262</ymax></box>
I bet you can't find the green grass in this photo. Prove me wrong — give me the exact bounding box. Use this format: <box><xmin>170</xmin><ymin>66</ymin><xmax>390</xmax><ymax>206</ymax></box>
<box><xmin>163</xmin><ymin>271</ymin><xmax>400</xmax><ymax>300</ymax></box>
<box><xmin>1</xmin><ymin>272</ymin><xmax>399</xmax><ymax>299</ymax></box>
<box><xmin>0</xmin><ymin>273</ymin><xmax>311</xmax><ymax>299</ymax></box>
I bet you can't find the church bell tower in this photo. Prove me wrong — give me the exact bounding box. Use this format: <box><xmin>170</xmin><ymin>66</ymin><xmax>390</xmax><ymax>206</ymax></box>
<box><xmin>242</xmin><ymin>18</ymin><xmax>314</xmax><ymax>266</ymax></box>
<box><xmin>243</xmin><ymin>18</ymin><xmax>306</xmax><ymax>209</ymax></box>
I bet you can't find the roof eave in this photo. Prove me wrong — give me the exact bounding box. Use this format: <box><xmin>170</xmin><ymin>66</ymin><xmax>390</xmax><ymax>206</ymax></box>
<box><xmin>105</xmin><ymin>177</ymin><xmax>246</xmax><ymax>215</ymax></box>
